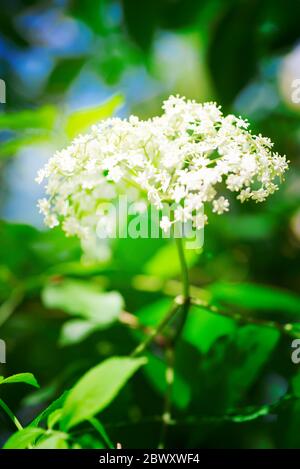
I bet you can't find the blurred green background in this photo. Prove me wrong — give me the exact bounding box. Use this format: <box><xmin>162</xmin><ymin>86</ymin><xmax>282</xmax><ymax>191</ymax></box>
<box><xmin>1</xmin><ymin>0</ymin><xmax>300</xmax><ymax>449</ymax></box>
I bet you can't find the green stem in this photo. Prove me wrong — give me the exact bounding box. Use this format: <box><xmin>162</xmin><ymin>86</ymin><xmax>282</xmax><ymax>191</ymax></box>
<box><xmin>175</xmin><ymin>237</ymin><xmax>190</xmax><ymax>300</ymax></box>
<box><xmin>169</xmin><ymin>237</ymin><xmax>191</xmax><ymax>343</ymax></box>
<box><xmin>130</xmin><ymin>237</ymin><xmax>192</xmax><ymax>448</ymax></box>
<box><xmin>130</xmin><ymin>302</ymin><xmax>180</xmax><ymax>357</ymax></box>
<box><xmin>0</xmin><ymin>287</ymin><xmax>24</xmax><ymax>328</ymax></box>
<box><xmin>158</xmin><ymin>346</ymin><xmax>175</xmax><ymax>449</ymax></box>
<box><xmin>0</xmin><ymin>399</ymin><xmax>23</xmax><ymax>431</ymax></box>
<box><xmin>158</xmin><ymin>237</ymin><xmax>191</xmax><ymax>448</ymax></box>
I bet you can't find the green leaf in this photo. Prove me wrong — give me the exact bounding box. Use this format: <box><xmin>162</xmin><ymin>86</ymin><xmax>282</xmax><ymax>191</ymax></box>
<box><xmin>0</xmin><ymin>222</ymin><xmax>80</xmax><ymax>277</ymax></box>
<box><xmin>47</xmin><ymin>409</ymin><xmax>64</xmax><ymax>430</ymax></box>
<box><xmin>89</xmin><ymin>418</ymin><xmax>114</xmax><ymax>449</ymax></box>
<box><xmin>59</xmin><ymin>320</ymin><xmax>101</xmax><ymax>346</ymax></box>
<box><xmin>3</xmin><ymin>428</ymin><xmax>45</xmax><ymax>449</ymax></box>
<box><xmin>0</xmin><ymin>133</ymin><xmax>50</xmax><ymax>159</ymax></box>
<box><xmin>183</xmin><ymin>306</ymin><xmax>236</xmax><ymax>354</ymax></box>
<box><xmin>227</xmin><ymin>325</ymin><xmax>279</xmax><ymax>403</ymax></box>
<box><xmin>34</xmin><ymin>432</ymin><xmax>69</xmax><ymax>449</ymax></box>
<box><xmin>60</xmin><ymin>356</ymin><xmax>147</xmax><ymax>430</ymax></box>
<box><xmin>209</xmin><ymin>282</ymin><xmax>300</xmax><ymax>317</ymax></box>
<box><xmin>0</xmin><ymin>373</ymin><xmax>39</xmax><ymax>388</ymax></box>
<box><xmin>144</xmin><ymin>242</ymin><xmax>200</xmax><ymax>278</ymax></box>
<box><xmin>42</xmin><ymin>279</ymin><xmax>124</xmax><ymax>326</ymax></box>
<box><xmin>29</xmin><ymin>391</ymin><xmax>69</xmax><ymax>428</ymax></box>
<box><xmin>0</xmin><ymin>106</ymin><xmax>57</xmax><ymax>131</ymax></box>
<box><xmin>65</xmin><ymin>94</ymin><xmax>123</xmax><ymax>138</ymax></box>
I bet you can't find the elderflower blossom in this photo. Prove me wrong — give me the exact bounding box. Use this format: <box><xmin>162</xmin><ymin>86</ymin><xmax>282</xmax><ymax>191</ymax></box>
<box><xmin>36</xmin><ymin>95</ymin><xmax>288</xmax><ymax>248</ymax></box>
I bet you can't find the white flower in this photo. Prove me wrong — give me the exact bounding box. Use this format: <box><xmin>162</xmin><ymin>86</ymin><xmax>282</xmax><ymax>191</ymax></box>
<box><xmin>194</xmin><ymin>213</ymin><xmax>208</xmax><ymax>230</ymax></box>
<box><xmin>107</xmin><ymin>166</ymin><xmax>123</xmax><ymax>182</ymax></box>
<box><xmin>45</xmin><ymin>214</ymin><xmax>59</xmax><ymax>229</ymax></box>
<box><xmin>36</xmin><ymin>95</ymin><xmax>288</xmax><ymax>251</ymax></box>
<box><xmin>213</xmin><ymin>197</ymin><xmax>230</xmax><ymax>215</ymax></box>
<box><xmin>160</xmin><ymin>216</ymin><xmax>172</xmax><ymax>233</ymax></box>
<box><xmin>148</xmin><ymin>188</ymin><xmax>163</xmax><ymax>209</ymax></box>
<box><xmin>37</xmin><ymin>198</ymin><xmax>50</xmax><ymax>215</ymax></box>
<box><xmin>35</xmin><ymin>169</ymin><xmax>46</xmax><ymax>184</ymax></box>
<box><xmin>252</xmin><ymin>188</ymin><xmax>268</xmax><ymax>203</ymax></box>
<box><xmin>57</xmin><ymin>149</ymin><xmax>77</xmax><ymax>174</ymax></box>
<box><xmin>240</xmin><ymin>154</ymin><xmax>257</xmax><ymax>173</ymax></box>
<box><xmin>237</xmin><ymin>188</ymin><xmax>252</xmax><ymax>202</ymax></box>
<box><xmin>175</xmin><ymin>206</ymin><xmax>192</xmax><ymax>223</ymax></box>
<box><xmin>172</xmin><ymin>185</ymin><xmax>186</xmax><ymax>203</ymax></box>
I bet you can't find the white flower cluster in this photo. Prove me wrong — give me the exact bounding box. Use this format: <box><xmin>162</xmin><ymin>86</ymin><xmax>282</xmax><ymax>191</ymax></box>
<box><xmin>36</xmin><ymin>95</ymin><xmax>288</xmax><ymax>244</ymax></box>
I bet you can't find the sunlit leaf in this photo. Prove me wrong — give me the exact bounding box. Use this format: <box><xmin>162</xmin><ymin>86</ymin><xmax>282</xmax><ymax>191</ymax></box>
<box><xmin>144</xmin><ymin>241</ymin><xmax>200</xmax><ymax>278</ymax></box>
<box><xmin>47</xmin><ymin>409</ymin><xmax>64</xmax><ymax>430</ymax></box>
<box><xmin>30</xmin><ymin>391</ymin><xmax>69</xmax><ymax>428</ymax></box>
<box><xmin>0</xmin><ymin>373</ymin><xmax>39</xmax><ymax>388</ymax></box>
<box><xmin>0</xmin><ymin>133</ymin><xmax>50</xmax><ymax>159</ymax></box>
<box><xmin>34</xmin><ymin>432</ymin><xmax>69</xmax><ymax>449</ymax></box>
<box><xmin>89</xmin><ymin>418</ymin><xmax>114</xmax><ymax>449</ymax></box>
<box><xmin>0</xmin><ymin>106</ymin><xmax>56</xmax><ymax>131</ymax></box>
<box><xmin>59</xmin><ymin>319</ymin><xmax>100</xmax><ymax>346</ymax></box>
<box><xmin>65</xmin><ymin>94</ymin><xmax>123</xmax><ymax>138</ymax></box>
<box><xmin>3</xmin><ymin>428</ymin><xmax>45</xmax><ymax>449</ymax></box>
<box><xmin>42</xmin><ymin>279</ymin><xmax>124</xmax><ymax>325</ymax></box>
<box><xmin>61</xmin><ymin>356</ymin><xmax>147</xmax><ymax>430</ymax></box>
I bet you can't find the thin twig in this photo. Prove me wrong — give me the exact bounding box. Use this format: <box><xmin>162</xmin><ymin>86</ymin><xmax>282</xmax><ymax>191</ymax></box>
<box><xmin>72</xmin><ymin>394</ymin><xmax>296</xmax><ymax>435</ymax></box>
<box><xmin>119</xmin><ymin>311</ymin><xmax>167</xmax><ymax>347</ymax></box>
<box><xmin>132</xmin><ymin>275</ymin><xmax>300</xmax><ymax>338</ymax></box>
<box><xmin>190</xmin><ymin>297</ymin><xmax>300</xmax><ymax>338</ymax></box>
<box><xmin>130</xmin><ymin>301</ymin><xmax>181</xmax><ymax>357</ymax></box>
